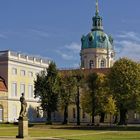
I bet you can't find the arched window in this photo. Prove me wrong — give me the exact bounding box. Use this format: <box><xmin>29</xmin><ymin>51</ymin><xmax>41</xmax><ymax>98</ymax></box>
<box><xmin>98</xmin><ymin>19</ymin><xmax>100</xmax><ymax>26</ymax></box>
<box><xmin>0</xmin><ymin>105</ymin><xmax>3</xmax><ymax>122</ymax></box>
<box><xmin>89</xmin><ymin>60</ymin><xmax>94</xmax><ymax>69</ymax></box>
<box><xmin>100</xmin><ymin>60</ymin><xmax>106</xmax><ymax>68</ymax></box>
<box><xmin>95</xmin><ymin>20</ymin><xmax>97</xmax><ymax>26</ymax></box>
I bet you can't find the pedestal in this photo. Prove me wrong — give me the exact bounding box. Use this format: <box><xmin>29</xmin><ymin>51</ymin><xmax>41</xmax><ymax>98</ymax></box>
<box><xmin>16</xmin><ymin>117</ymin><xmax>28</xmax><ymax>138</ymax></box>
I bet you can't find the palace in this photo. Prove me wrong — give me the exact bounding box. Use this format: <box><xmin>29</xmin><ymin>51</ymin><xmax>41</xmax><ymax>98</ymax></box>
<box><xmin>80</xmin><ymin>0</ymin><xmax>115</xmax><ymax>69</ymax></box>
<box><xmin>0</xmin><ymin>50</ymin><xmax>50</xmax><ymax>122</ymax></box>
<box><xmin>0</xmin><ymin>0</ymin><xmax>139</xmax><ymax>124</ymax></box>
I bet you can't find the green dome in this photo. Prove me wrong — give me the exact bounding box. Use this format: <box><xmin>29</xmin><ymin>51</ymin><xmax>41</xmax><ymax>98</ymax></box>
<box><xmin>81</xmin><ymin>0</ymin><xmax>114</xmax><ymax>50</ymax></box>
<box><xmin>81</xmin><ymin>30</ymin><xmax>113</xmax><ymax>49</ymax></box>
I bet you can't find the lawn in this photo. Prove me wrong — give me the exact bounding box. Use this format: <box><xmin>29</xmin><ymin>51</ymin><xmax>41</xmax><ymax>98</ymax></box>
<box><xmin>0</xmin><ymin>124</ymin><xmax>140</xmax><ymax>140</ymax></box>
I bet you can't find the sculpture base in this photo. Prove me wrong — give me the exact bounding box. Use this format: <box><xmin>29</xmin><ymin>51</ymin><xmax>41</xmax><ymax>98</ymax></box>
<box><xmin>16</xmin><ymin>117</ymin><xmax>28</xmax><ymax>138</ymax></box>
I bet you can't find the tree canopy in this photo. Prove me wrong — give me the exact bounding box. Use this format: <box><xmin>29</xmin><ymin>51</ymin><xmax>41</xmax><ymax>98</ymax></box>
<box><xmin>34</xmin><ymin>62</ymin><xmax>59</xmax><ymax>124</ymax></box>
<box><xmin>108</xmin><ymin>58</ymin><xmax>140</xmax><ymax>125</ymax></box>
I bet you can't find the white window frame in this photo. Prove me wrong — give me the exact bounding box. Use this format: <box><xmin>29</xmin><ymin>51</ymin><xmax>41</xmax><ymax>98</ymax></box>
<box><xmin>11</xmin><ymin>82</ymin><xmax>17</xmax><ymax>97</ymax></box>
<box><xmin>89</xmin><ymin>60</ymin><xmax>94</xmax><ymax>69</ymax></box>
<box><xmin>12</xmin><ymin>105</ymin><xmax>17</xmax><ymax>122</ymax></box>
<box><xmin>100</xmin><ymin>60</ymin><xmax>106</xmax><ymax>68</ymax></box>
<box><xmin>0</xmin><ymin>106</ymin><xmax>3</xmax><ymax>122</ymax></box>
<box><xmin>28</xmin><ymin>71</ymin><xmax>33</xmax><ymax>77</ymax></box>
<box><xmin>20</xmin><ymin>83</ymin><xmax>25</xmax><ymax>95</ymax></box>
<box><xmin>20</xmin><ymin>70</ymin><xmax>26</xmax><ymax>76</ymax></box>
<box><xmin>12</xmin><ymin>68</ymin><xmax>17</xmax><ymax>75</ymax></box>
<box><xmin>28</xmin><ymin>84</ymin><xmax>34</xmax><ymax>98</ymax></box>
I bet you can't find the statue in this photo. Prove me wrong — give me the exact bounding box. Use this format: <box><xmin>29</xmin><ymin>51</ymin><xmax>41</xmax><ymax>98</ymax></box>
<box><xmin>19</xmin><ymin>93</ymin><xmax>27</xmax><ymax>118</ymax></box>
<box><xmin>17</xmin><ymin>93</ymin><xmax>28</xmax><ymax>138</ymax></box>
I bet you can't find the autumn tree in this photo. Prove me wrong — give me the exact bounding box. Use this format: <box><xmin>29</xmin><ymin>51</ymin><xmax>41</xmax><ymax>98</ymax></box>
<box><xmin>59</xmin><ymin>72</ymin><xmax>77</xmax><ymax>124</ymax></box>
<box><xmin>95</xmin><ymin>74</ymin><xmax>110</xmax><ymax>123</ymax></box>
<box><xmin>82</xmin><ymin>72</ymin><xmax>108</xmax><ymax>124</ymax></box>
<box><xmin>34</xmin><ymin>62</ymin><xmax>59</xmax><ymax>124</ymax></box>
<box><xmin>108</xmin><ymin>58</ymin><xmax>140</xmax><ymax>125</ymax></box>
<box><xmin>72</xmin><ymin>70</ymin><xmax>84</xmax><ymax>125</ymax></box>
<box><xmin>104</xmin><ymin>96</ymin><xmax>117</xmax><ymax>126</ymax></box>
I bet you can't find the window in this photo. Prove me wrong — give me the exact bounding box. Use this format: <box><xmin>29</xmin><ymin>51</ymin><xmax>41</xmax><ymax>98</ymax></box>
<box><xmin>28</xmin><ymin>85</ymin><xmax>33</xmax><ymax>98</ymax></box>
<box><xmin>89</xmin><ymin>60</ymin><xmax>94</xmax><ymax>69</ymax></box>
<box><xmin>11</xmin><ymin>83</ymin><xmax>17</xmax><ymax>97</ymax></box>
<box><xmin>20</xmin><ymin>70</ymin><xmax>25</xmax><ymax>76</ymax></box>
<box><xmin>100</xmin><ymin>60</ymin><xmax>106</xmax><ymax>68</ymax></box>
<box><xmin>28</xmin><ymin>71</ymin><xmax>33</xmax><ymax>77</ymax></box>
<box><xmin>73</xmin><ymin>108</ymin><xmax>76</xmax><ymax>119</ymax></box>
<box><xmin>12</xmin><ymin>105</ymin><xmax>17</xmax><ymax>122</ymax></box>
<box><xmin>134</xmin><ymin>112</ymin><xmax>139</xmax><ymax>119</ymax></box>
<box><xmin>12</xmin><ymin>68</ymin><xmax>17</xmax><ymax>75</ymax></box>
<box><xmin>0</xmin><ymin>105</ymin><xmax>3</xmax><ymax>122</ymax></box>
<box><xmin>20</xmin><ymin>84</ymin><xmax>25</xmax><ymax>95</ymax></box>
<box><xmin>95</xmin><ymin>20</ymin><xmax>97</xmax><ymax>26</ymax></box>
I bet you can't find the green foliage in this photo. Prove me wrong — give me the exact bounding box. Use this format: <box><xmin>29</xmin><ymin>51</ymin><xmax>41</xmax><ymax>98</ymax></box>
<box><xmin>108</xmin><ymin>58</ymin><xmax>140</xmax><ymax>110</ymax></box>
<box><xmin>104</xmin><ymin>96</ymin><xmax>117</xmax><ymax>115</ymax></box>
<box><xmin>59</xmin><ymin>71</ymin><xmax>77</xmax><ymax>124</ymax></box>
<box><xmin>72</xmin><ymin>70</ymin><xmax>84</xmax><ymax>125</ymax></box>
<box><xmin>108</xmin><ymin>58</ymin><xmax>140</xmax><ymax>124</ymax></box>
<box><xmin>81</xmin><ymin>72</ymin><xmax>98</xmax><ymax>116</ymax></box>
<box><xmin>34</xmin><ymin>62</ymin><xmax>59</xmax><ymax>123</ymax></box>
<box><xmin>59</xmin><ymin>72</ymin><xmax>77</xmax><ymax>109</ymax></box>
<box><xmin>81</xmin><ymin>72</ymin><xmax>109</xmax><ymax>123</ymax></box>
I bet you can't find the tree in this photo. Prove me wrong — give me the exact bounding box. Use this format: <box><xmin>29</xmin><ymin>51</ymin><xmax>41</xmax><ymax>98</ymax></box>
<box><xmin>82</xmin><ymin>73</ymin><xmax>98</xmax><ymax>124</ymax></box>
<box><xmin>59</xmin><ymin>72</ymin><xmax>76</xmax><ymax>124</ymax></box>
<box><xmin>108</xmin><ymin>58</ymin><xmax>140</xmax><ymax>125</ymax></box>
<box><xmin>72</xmin><ymin>70</ymin><xmax>84</xmax><ymax>125</ymax></box>
<box><xmin>82</xmin><ymin>72</ymin><xmax>107</xmax><ymax>124</ymax></box>
<box><xmin>95</xmin><ymin>74</ymin><xmax>110</xmax><ymax>123</ymax></box>
<box><xmin>34</xmin><ymin>62</ymin><xmax>59</xmax><ymax>124</ymax></box>
<box><xmin>104</xmin><ymin>96</ymin><xmax>117</xmax><ymax>126</ymax></box>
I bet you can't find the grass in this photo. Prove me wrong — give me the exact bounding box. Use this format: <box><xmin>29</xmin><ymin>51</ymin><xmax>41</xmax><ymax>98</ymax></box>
<box><xmin>0</xmin><ymin>124</ymin><xmax>140</xmax><ymax>139</ymax></box>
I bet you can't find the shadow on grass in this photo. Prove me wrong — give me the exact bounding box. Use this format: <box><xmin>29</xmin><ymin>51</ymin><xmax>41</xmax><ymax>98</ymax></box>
<box><xmin>51</xmin><ymin>125</ymin><xmax>140</xmax><ymax>131</ymax></box>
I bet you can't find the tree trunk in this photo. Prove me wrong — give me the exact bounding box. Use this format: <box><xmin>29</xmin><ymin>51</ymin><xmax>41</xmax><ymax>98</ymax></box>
<box><xmin>118</xmin><ymin>109</ymin><xmax>127</xmax><ymax>125</ymax></box>
<box><xmin>110</xmin><ymin>113</ymin><xmax>112</xmax><ymax>127</ymax></box>
<box><xmin>47</xmin><ymin>110</ymin><xmax>52</xmax><ymax>124</ymax></box>
<box><xmin>100</xmin><ymin>112</ymin><xmax>105</xmax><ymax>123</ymax></box>
<box><xmin>91</xmin><ymin>111</ymin><xmax>95</xmax><ymax>124</ymax></box>
<box><xmin>91</xmin><ymin>103</ymin><xmax>95</xmax><ymax>124</ymax></box>
<box><xmin>63</xmin><ymin>105</ymin><xmax>68</xmax><ymax>124</ymax></box>
<box><xmin>91</xmin><ymin>92</ymin><xmax>95</xmax><ymax>125</ymax></box>
<box><xmin>76</xmin><ymin>86</ymin><xmax>80</xmax><ymax>125</ymax></box>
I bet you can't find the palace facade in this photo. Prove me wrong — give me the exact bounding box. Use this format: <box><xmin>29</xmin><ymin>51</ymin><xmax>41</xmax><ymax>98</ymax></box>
<box><xmin>0</xmin><ymin>50</ymin><xmax>50</xmax><ymax>122</ymax></box>
<box><xmin>0</xmin><ymin>0</ymin><xmax>139</xmax><ymax>124</ymax></box>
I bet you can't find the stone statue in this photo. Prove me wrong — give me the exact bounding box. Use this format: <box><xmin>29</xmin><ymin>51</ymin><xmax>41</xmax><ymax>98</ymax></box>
<box><xmin>17</xmin><ymin>93</ymin><xmax>28</xmax><ymax>138</ymax></box>
<box><xmin>19</xmin><ymin>93</ymin><xmax>27</xmax><ymax>118</ymax></box>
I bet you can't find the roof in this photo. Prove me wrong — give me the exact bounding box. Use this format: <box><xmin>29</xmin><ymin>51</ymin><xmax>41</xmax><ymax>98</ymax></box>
<box><xmin>81</xmin><ymin>30</ymin><xmax>113</xmax><ymax>50</ymax></box>
<box><xmin>0</xmin><ymin>77</ymin><xmax>7</xmax><ymax>92</ymax></box>
<box><xmin>81</xmin><ymin>0</ymin><xmax>114</xmax><ymax>50</ymax></box>
<box><xmin>59</xmin><ymin>68</ymin><xmax>110</xmax><ymax>76</ymax></box>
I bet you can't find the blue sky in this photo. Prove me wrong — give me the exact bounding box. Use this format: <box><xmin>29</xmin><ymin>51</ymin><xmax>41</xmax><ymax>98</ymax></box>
<box><xmin>0</xmin><ymin>0</ymin><xmax>140</xmax><ymax>68</ymax></box>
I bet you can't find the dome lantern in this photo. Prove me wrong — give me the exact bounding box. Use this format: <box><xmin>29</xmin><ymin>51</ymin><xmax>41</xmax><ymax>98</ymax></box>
<box><xmin>92</xmin><ymin>0</ymin><xmax>103</xmax><ymax>31</ymax></box>
<box><xmin>80</xmin><ymin>0</ymin><xmax>115</xmax><ymax>69</ymax></box>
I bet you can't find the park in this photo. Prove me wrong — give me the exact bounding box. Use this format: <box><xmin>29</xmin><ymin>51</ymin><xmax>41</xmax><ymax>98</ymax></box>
<box><xmin>0</xmin><ymin>0</ymin><xmax>140</xmax><ymax>140</ymax></box>
<box><xmin>0</xmin><ymin>123</ymin><xmax>140</xmax><ymax>140</ymax></box>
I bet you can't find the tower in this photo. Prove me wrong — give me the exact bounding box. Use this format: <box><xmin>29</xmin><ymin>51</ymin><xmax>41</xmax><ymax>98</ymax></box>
<box><xmin>80</xmin><ymin>0</ymin><xmax>115</xmax><ymax>69</ymax></box>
